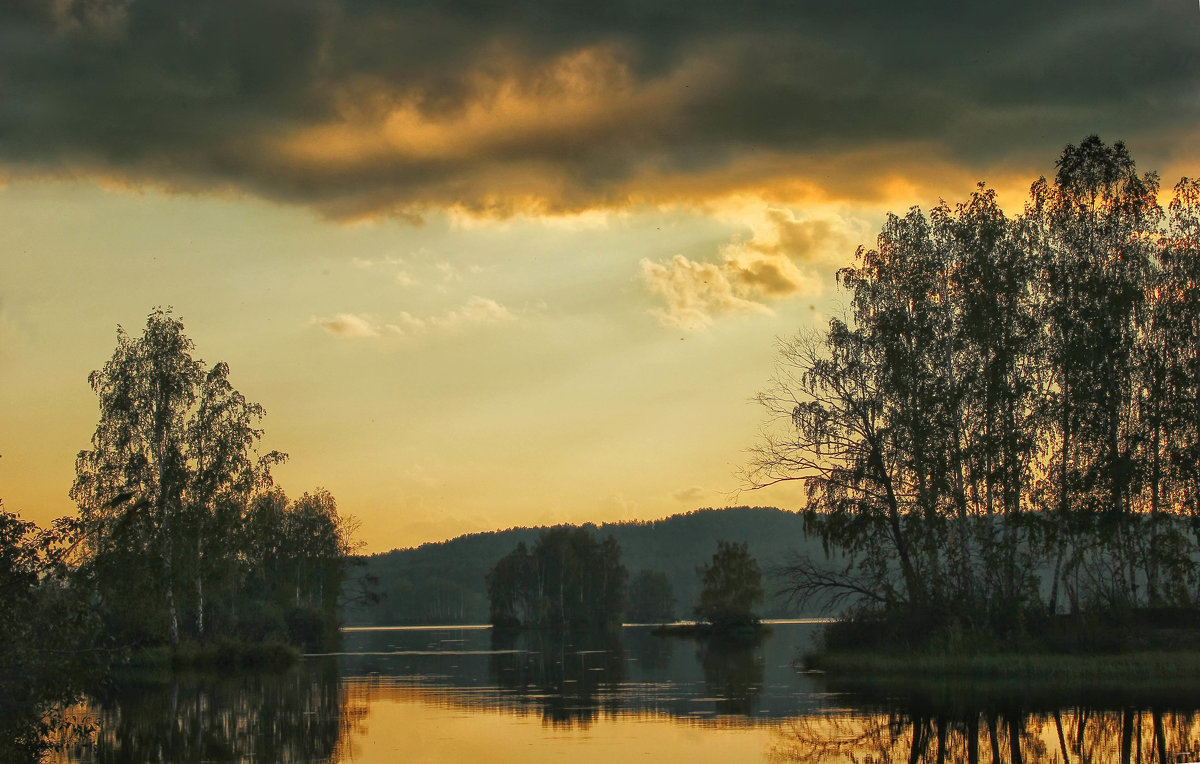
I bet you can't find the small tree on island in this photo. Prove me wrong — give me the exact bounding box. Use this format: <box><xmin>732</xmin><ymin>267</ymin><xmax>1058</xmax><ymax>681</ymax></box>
<box><xmin>694</xmin><ymin>541</ymin><xmax>764</xmax><ymax>630</ymax></box>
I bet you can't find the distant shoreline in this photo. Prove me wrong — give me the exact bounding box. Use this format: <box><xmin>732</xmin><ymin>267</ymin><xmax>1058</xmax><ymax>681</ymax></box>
<box><xmin>341</xmin><ymin>618</ymin><xmax>833</xmax><ymax>632</ymax></box>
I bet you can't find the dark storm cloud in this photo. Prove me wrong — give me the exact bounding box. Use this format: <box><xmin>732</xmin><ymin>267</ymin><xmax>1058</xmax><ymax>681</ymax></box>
<box><xmin>2</xmin><ymin>0</ymin><xmax>1198</xmax><ymax>218</ymax></box>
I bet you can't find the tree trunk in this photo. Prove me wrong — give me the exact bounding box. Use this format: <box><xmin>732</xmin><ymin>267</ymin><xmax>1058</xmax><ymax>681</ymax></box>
<box><xmin>1153</xmin><ymin>709</ymin><xmax>1167</xmax><ymax>764</ymax></box>
<box><xmin>869</xmin><ymin>439</ymin><xmax>922</xmax><ymax>607</ymax></box>
<box><xmin>1054</xmin><ymin>711</ymin><xmax>1070</xmax><ymax>764</ymax></box>
<box><xmin>164</xmin><ymin>515</ymin><xmax>179</xmax><ymax>646</ymax></box>
<box><xmin>987</xmin><ymin>714</ymin><xmax>1001</xmax><ymax>763</ymax></box>
<box><xmin>1120</xmin><ymin>707</ymin><xmax>1134</xmax><ymax>764</ymax></box>
<box><xmin>1007</xmin><ymin>713</ymin><xmax>1024</xmax><ymax>764</ymax></box>
<box><xmin>908</xmin><ymin>717</ymin><xmax>927</xmax><ymax>764</ymax></box>
<box><xmin>196</xmin><ymin>535</ymin><xmax>204</xmax><ymax>639</ymax></box>
<box><xmin>1148</xmin><ymin>414</ymin><xmax>1161</xmax><ymax>605</ymax></box>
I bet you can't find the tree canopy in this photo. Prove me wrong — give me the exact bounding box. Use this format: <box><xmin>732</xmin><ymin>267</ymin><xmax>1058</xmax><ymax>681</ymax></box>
<box><xmin>487</xmin><ymin>527</ymin><xmax>627</xmax><ymax>629</ymax></box>
<box><xmin>694</xmin><ymin>540</ymin><xmax>764</xmax><ymax>629</ymax></box>
<box><xmin>70</xmin><ymin>308</ymin><xmax>356</xmax><ymax>648</ymax></box>
<box><xmin>748</xmin><ymin>136</ymin><xmax>1200</xmax><ymax>640</ymax></box>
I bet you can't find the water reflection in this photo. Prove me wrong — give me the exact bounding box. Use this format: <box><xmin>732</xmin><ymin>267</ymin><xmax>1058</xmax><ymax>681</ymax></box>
<box><xmin>48</xmin><ymin>658</ymin><xmax>363</xmax><ymax>763</ymax></box>
<box><xmin>771</xmin><ymin>678</ymin><xmax>1200</xmax><ymax>763</ymax></box>
<box><xmin>42</xmin><ymin>624</ymin><xmax>1200</xmax><ymax>763</ymax></box>
<box><xmin>489</xmin><ymin>629</ymin><xmax>625</xmax><ymax>725</ymax></box>
<box><xmin>770</xmin><ymin>707</ymin><xmax>1200</xmax><ymax>763</ymax></box>
<box><xmin>696</xmin><ymin>639</ymin><xmax>765</xmax><ymax>717</ymax></box>
<box><xmin>622</xmin><ymin>625</ymin><xmax>676</xmax><ymax>671</ymax></box>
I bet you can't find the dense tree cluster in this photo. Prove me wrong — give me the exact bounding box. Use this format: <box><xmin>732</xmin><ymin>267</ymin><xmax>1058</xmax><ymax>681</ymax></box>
<box><xmin>748</xmin><ymin>137</ymin><xmax>1200</xmax><ymax>638</ymax></box>
<box><xmin>70</xmin><ymin>309</ymin><xmax>356</xmax><ymax>648</ymax></box>
<box><xmin>486</xmin><ymin>527</ymin><xmax>626</xmax><ymax>629</ymax></box>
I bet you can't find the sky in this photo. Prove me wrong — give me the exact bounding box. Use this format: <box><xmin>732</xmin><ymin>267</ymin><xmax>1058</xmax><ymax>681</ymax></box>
<box><xmin>2</xmin><ymin>0</ymin><xmax>1199</xmax><ymax>552</ymax></box>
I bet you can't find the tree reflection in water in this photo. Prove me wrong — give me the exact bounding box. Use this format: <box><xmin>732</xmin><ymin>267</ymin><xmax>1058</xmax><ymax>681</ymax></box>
<box><xmin>489</xmin><ymin>628</ymin><xmax>625</xmax><ymax>726</ymax></box>
<box><xmin>769</xmin><ymin>689</ymin><xmax>1200</xmax><ymax>763</ymax></box>
<box><xmin>39</xmin><ymin>625</ymin><xmax>1200</xmax><ymax>762</ymax></box>
<box><xmin>697</xmin><ymin>640</ymin><xmax>765</xmax><ymax>717</ymax></box>
<box><xmin>622</xmin><ymin>626</ymin><xmax>675</xmax><ymax>672</ymax></box>
<box><xmin>46</xmin><ymin>657</ymin><xmax>364</xmax><ymax>763</ymax></box>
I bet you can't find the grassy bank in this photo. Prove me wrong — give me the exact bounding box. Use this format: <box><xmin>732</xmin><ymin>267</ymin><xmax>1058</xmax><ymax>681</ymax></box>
<box><xmin>802</xmin><ymin>606</ymin><xmax>1200</xmax><ymax>680</ymax></box>
<box><xmin>802</xmin><ymin>648</ymin><xmax>1200</xmax><ymax>679</ymax></box>
<box><xmin>126</xmin><ymin>639</ymin><xmax>301</xmax><ymax>672</ymax></box>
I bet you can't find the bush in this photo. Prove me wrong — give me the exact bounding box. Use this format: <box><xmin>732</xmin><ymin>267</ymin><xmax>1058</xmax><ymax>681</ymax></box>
<box><xmin>285</xmin><ymin>607</ymin><xmax>339</xmax><ymax>652</ymax></box>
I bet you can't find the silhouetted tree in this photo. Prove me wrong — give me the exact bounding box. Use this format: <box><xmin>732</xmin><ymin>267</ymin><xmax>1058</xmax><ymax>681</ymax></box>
<box><xmin>0</xmin><ymin>500</ymin><xmax>100</xmax><ymax>759</ymax></box>
<box><xmin>749</xmin><ymin>137</ymin><xmax>1200</xmax><ymax>639</ymax></box>
<box><xmin>626</xmin><ymin>569</ymin><xmax>675</xmax><ymax>623</ymax></box>
<box><xmin>694</xmin><ymin>541</ymin><xmax>763</xmax><ymax>629</ymax></box>
<box><xmin>71</xmin><ymin>308</ymin><xmax>352</xmax><ymax>647</ymax></box>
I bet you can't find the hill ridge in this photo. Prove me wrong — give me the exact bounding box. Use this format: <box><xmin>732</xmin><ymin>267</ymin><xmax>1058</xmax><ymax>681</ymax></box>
<box><xmin>344</xmin><ymin>506</ymin><xmax>827</xmax><ymax>625</ymax></box>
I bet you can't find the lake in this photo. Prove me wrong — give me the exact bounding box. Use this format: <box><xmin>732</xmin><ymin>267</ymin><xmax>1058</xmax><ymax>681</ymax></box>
<box><xmin>44</xmin><ymin>620</ymin><xmax>1200</xmax><ymax>762</ymax></box>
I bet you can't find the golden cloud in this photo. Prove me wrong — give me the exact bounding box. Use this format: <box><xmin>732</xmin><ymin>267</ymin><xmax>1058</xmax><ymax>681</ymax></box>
<box><xmin>640</xmin><ymin>207</ymin><xmax>849</xmax><ymax>329</ymax></box>
<box><xmin>308</xmin><ymin>313</ymin><xmax>379</xmax><ymax>338</ymax></box>
<box><xmin>309</xmin><ymin>297</ymin><xmax>518</xmax><ymax>340</ymax></box>
<box><xmin>8</xmin><ymin>0</ymin><xmax>1198</xmax><ymax>225</ymax></box>
<box><xmin>640</xmin><ymin>255</ymin><xmax>773</xmax><ymax>330</ymax></box>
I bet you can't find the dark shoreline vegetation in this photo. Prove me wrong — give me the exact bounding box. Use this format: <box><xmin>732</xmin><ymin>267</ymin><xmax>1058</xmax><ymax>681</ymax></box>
<box><xmin>0</xmin><ymin>310</ymin><xmax>368</xmax><ymax>759</ymax></box>
<box><xmin>132</xmin><ymin>639</ymin><xmax>302</xmax><ymax>672</ymax></box>
<box><xmin>744</xmin><ymin>136</ymin><xmax>1200</xmax><ymax>663</ymax></box>
<box><xmin>805</xmin><ymin>649</ymin><xmax>1200</xmax><ymax>680</ymax></box>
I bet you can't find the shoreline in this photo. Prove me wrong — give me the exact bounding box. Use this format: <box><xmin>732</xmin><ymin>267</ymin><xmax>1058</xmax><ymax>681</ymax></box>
<box><xmin>803</xmin><ymin>649</ymin><xmax>1200</xmax><ymax>679</ymax></box>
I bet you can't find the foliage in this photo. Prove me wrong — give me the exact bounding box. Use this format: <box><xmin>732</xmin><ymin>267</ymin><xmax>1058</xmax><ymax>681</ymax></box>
<box><xmin>487</xmin><ymin>527</ymin><xmax>627</xmax><ymax>629</ymax></box>
<box><xmin>0</xmin><ymin>501</ymin><xmax>102</xmax><ymax>760</ymax></box>
<box><xmin>70</xmin><ymin>308</ymin><xmax>357</xmax><ymax>649</ymax></box>
<box><xmin>694</xmin><ymin>540</ymin><xmax>764</xmax><ymax>629</ymax></box>
<box><xmin>626</xmin><ymin>569</ymin><xmax>676</xmax><ymax>623</ymax></box>
<box><xmin>747</xmin><ymin>136</ymin><xmax>1200</xmax><ymax>643</ymax></box>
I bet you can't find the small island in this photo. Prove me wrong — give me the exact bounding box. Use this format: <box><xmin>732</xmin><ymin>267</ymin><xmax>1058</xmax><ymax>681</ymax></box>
<box><xmin>653</xmin><ymin>540</ymin><xmax>771</xmax><ymax>644</ymax></box>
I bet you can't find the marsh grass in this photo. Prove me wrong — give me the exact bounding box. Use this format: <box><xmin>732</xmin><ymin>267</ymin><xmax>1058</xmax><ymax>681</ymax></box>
<box><xmin>127</xmin><ymin>639</ymin><xmax>300</xmax><ymax>672</ymax></box>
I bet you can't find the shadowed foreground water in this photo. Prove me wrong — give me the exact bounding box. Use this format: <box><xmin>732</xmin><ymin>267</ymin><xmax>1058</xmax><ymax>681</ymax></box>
<box><xmin>43</xmin><ymin>622</ymin><xmax>1200</xmax><ymax>762</ymax></box>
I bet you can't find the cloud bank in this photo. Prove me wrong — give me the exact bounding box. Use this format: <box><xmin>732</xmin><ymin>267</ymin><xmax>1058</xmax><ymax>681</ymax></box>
<box><xmin>2</xmin><ymin>0</ymin><xmax>1198</xmax><ymax>220</ymax></box>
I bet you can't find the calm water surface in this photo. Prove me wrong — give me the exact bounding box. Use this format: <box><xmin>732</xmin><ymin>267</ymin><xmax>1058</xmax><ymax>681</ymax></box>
<box><xmin>47</xmin><ymin>621</ymin><xmax>1200</xmax><ymax>762</ymax></box>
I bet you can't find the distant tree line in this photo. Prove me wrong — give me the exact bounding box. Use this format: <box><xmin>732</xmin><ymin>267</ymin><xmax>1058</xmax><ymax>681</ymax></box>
<box><xmin>487</xmin><ymin>529</ymin><xmax>767</xmax><ymax>632</ymax></box>
<box><xmin>346</xmin><ymin>507</ymin><xmax>810</xmax><ymax>627</ymax></box>
<box><xmin>748</xmin><ymin>137</ymin><xmax>1200</xmax><ymax>641</ymax></box>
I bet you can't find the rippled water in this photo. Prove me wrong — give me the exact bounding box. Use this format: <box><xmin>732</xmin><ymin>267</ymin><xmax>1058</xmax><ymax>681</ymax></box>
<box><xmin>45</xmin><ymin>621</ymin><xmax>1200</xmax><ymax>762</ymax></box>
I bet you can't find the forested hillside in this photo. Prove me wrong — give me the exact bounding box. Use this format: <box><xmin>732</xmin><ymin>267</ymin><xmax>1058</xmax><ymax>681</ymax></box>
<box><xmin>343</xmin><ymin>507</ymin><xmax>824</xmax><ymax>625</ymax></box>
